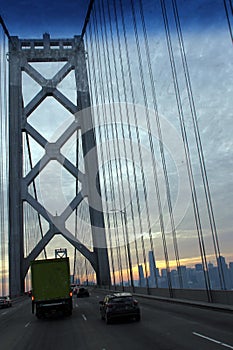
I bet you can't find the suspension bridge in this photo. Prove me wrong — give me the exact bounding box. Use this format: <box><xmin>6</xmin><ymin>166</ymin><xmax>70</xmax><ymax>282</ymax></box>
<box><xmin>0</xmin><ymin>0</ymin><xmax>233</xmax><ymax>309</ymax></box>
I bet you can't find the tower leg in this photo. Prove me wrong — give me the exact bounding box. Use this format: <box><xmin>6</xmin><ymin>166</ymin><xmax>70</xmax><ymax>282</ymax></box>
<box><xmin>8</xmin><ymin>37</ymin><xmax>24</xmax><ymax>296</ymax></box>
<box><xmin>75</xmin><ymin>37</ymin><xmax>111</xmax><ymax>286</ymax></box>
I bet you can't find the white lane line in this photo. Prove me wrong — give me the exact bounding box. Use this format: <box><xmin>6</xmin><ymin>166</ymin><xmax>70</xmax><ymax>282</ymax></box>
<box><xmin>193</xmin><ymin>332</ymin><xmax>233</xmax><ymax>349</ymax></box>
<box><xmin>82</xmin><ymin>314</ymin><xmax>87</xmax><ymax>321</ymax></box>
<box><xmin>25</xmin><ymin>322</ymin><xmax>30</xmax><ymax>328</ymax></box>
<box><xmin>1</xmin><ymin>312</ymin><xmax>8</xmax><ymax>315</ymax></box>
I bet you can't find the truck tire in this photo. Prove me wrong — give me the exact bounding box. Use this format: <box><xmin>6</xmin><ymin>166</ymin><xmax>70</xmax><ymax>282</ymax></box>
<box><xmin>36</xmin><ymin>305</ymin><xmax>44</xmax><ymax>319</ymax></box>
<box><xmin>67</xmin><ymin>309</ymin><xmax>72</xmax><ymax>316</ymax></box>
<box><xmin>36</xmin><ymin>310</ymin><xmax>43</xmax><ymax>319</ymax></box>
<box><xmin>64</xmin><ymin>306</ymin><xmax>72</xmax><ymax>316</ymax></box>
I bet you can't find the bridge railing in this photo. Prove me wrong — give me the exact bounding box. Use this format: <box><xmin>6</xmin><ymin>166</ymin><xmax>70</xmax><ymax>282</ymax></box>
<box><xmin>99</xmin><ymin>284</ymin><xmax>233</xmax><ymax>307</ymax></box>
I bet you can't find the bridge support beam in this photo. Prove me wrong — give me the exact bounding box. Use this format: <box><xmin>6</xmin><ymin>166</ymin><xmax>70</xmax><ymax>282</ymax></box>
<box><xmin>8</xmin><ymin>37</ymin><xmax>25</xmax><ymax>296</ymax></box>
<box><xmin>75</xmin><ymin>37</ymin><xmax>111</xmax><ymax>286</ymax></box>
<box><xmin>8</xmin><ymin>34</ymin><xmax>111</xmax><ymax>296</ymax></box>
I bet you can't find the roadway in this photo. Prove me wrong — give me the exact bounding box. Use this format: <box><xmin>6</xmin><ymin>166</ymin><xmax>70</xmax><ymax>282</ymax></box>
<box><xmin>0</xmin><ymin>288</ymin><xmax>233</xmax><ymax>350</ymax></box>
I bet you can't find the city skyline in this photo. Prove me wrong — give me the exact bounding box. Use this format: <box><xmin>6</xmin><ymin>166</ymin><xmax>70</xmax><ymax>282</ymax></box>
<box><xmin>136</xmin><ymin>251</ymin><xmax>233</xmax><ymax>291</ymax></box>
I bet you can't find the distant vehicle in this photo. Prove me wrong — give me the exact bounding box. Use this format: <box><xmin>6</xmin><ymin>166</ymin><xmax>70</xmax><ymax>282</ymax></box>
<box><xmin>0</xmin><ymin>296</ymin><xmax>12</xmax><ymax>308</ymax></box>
<box><xmin>77</xmin><ymin>287</ymin><xmax>89</xmax><ymax>298</ymax></box>
<box><xmin>99</xmin><ymin>292</ymin><xmax>140</xmax><ymax>324</ymax></box>
<box><xmin>25</xmin><ymin>290</ymin><xmax>32</xmax><ymax>297</ymax></box>
<box><xmin>30</xmin><ymin>257</ymin><xmax>73</xmax><ymax>318</ymax></box>
<box><xmin>70</xmin><ymin>284</ymin><xmax>78</xmax><ymax>295</ymax></box>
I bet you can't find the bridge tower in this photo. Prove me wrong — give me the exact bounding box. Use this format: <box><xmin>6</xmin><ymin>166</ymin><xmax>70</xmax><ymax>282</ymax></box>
<box><xmin>8</xmin><ymin>33</ymin><xmax>111</xmax><ymax>296</ymax></box>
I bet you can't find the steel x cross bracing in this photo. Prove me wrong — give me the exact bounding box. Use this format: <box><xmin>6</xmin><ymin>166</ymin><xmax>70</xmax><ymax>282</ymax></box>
<box><xmin>8</xmin><ymin>33</ymin><xmax>110</xmax><ymax>296</ymax></box>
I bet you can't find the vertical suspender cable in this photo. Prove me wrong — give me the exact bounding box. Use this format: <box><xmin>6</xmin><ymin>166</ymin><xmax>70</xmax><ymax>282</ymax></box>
<box><xmin>0</xmin><ymin>16</ymin><xmax>14</xmax><ymax>48</ymax></box>
<box><xmin>94</xmin><ymin>1</ymin><xmax>129</xmax><ymax>288</ymax></box>
<box><xmin>80</xmin><ymin>0</ymin><xmax>95</xmax><ymax>41</ymax></box>
<box><xmin>97</xmin><ymin>0</ymin><xmax>133</xmax><ymax>288</ymax></box>
<box><xmin>113</xmin><ymin>0</ymin><xmax>147</xmax><ymax>288</ymax></box>
<box><xmin>129</xmin><ymin>0</ymin><xmax>160</xmax><ymax>290</ymax></box>
<box><xmin>160</xmin><ymin>0</ymin><xmax>212</xmax><ymax>299</ymax></box>
<box><xmin>223</xmin><ymin>0</ymin><xmax>233</xmax><ymax>44</ymax></box>
<box><xmin>229</xmin><ymin>0</ymin><xmax>233</xmax><ymax>13</ymax></box>
<box><xmin>117</xmin><ymin>0</ymin><xmax>150</xmax><ymax>291</ymax></box>
<box><xmin>86</xmin><ymin>15</ymin><xmax>121</xmax><ymax>287</ymax></box>
<box><xmin>137</xmin><ymin>0</ymin><xmax>177</xmax><ymax>293</ymax></box>
<box><xmin>0</xmin><ymin>28</ymin><xmax>7</xmax><ymax>295</ymax></box>
<box><xmin>172</xmin><ymin>0</ymin><xmax>225</xmax><ymax>291</ymax></box>
<box><xmin>132</xmin><ymin>0</ymin><xmax>176</xmax><ymax>291</ymax></box>
<box><xmin>92</xmin><ymin>5</ymin><xmax>124</xmax><ymax>288</ymax></box>
<box><xmin>86</xmin><ymin>20</ymin><xmax>116</xmax><ymax>286</ymax></box>
<box><xmin>105</xmin><ymin>0</ymin><xmax>141</xmax><ymax>287</ymax></box>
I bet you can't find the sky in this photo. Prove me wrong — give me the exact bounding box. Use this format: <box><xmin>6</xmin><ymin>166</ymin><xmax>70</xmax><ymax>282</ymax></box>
<box><xmin>1</xmin><ymin>0</ymin><xmax>233</xmax><ymax>291</ymax></box>
<box><xmin>1</xmin><ymin>0</ymin><xmax>230</xmax><ymax>38</ymax></box>
<box><xmin>0</xmin><ymin>0</ymin><xmax>89</xmax><ymax>38</ymax></box>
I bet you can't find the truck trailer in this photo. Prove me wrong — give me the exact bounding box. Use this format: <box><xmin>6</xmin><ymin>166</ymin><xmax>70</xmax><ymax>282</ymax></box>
<box><xmin>31</xmin><ymin>257</ymin><xmax>72</xmax><ymax>318</ymax></box>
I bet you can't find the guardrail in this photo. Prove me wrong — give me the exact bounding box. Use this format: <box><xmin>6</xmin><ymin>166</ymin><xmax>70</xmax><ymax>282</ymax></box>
<box><xmin>98</xmin><ymin>285</ymin><xmax>233</xmax><ymax>310</ymax></box>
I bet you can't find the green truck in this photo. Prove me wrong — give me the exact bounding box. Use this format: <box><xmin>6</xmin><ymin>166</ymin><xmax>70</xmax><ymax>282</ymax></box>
<box><xmin>31</xmin><ymin>257</ymin><xmax>73</xmax><ymax>318</ymax></box>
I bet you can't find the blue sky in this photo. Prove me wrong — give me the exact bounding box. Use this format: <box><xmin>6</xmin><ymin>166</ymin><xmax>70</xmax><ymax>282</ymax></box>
<box><xmin>1</xmin><ymin>0</ymin><xmax>230</xmax><ymax>38</ymax></box>
<box><xmin>0</xmin><ymin>0</ymin><xmax>89</xmax><ymax>37</ymax></box>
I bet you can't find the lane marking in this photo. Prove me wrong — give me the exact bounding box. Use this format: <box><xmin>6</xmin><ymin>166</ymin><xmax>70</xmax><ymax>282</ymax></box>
<box><xmin>82</xmin><ymin>314</ymin><xmax>87</xmax><ymax>321</ymax></box>
<box><xmin>25</xmin><ymin>322</ymin><xmax>30</xmax><ymax>328</ymax></box>
<box><xmin>193</xmin><ymin>332</ymin><xmax>233</xmax><ymax>349</ymax></box>
<box><xmin>1</xmin><ymin>312</ymin><xmax>8</xmax><ymax>315</ymax></box>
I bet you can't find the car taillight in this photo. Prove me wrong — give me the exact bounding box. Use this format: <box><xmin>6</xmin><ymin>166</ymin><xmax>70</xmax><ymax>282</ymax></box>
<box><xmin>133</xmin><ymin>300</ymin><xmax>138</xmax><ymax>305</ymax></box>
<box><xmin>106</xmin><ymin>303</ymin><xmax>113</xmax><ymax>308</ymax></box>
<box><xmin>69</xmin><ymin>291</ymin><xmax>73</xmax><ymax>297</ymax></box>
<box><xmin>31</xmin><ymin>295</ymin><xmax>35</xmax><ymax>301</ymax></box>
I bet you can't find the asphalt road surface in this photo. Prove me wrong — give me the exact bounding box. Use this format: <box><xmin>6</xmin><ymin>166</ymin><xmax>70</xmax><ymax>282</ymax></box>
<box><xmin>0</xmin><ymin>289</ymin><xmax>233</xmax><ymax>350</ymax></box>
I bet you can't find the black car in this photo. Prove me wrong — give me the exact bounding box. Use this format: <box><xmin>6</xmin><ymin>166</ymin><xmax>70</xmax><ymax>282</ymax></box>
<box><xmin>76</xmin><ymin>287</ymin><xmax>89</xmax><ymax>298</ymax></box>
<box><xmin>0</xmin><ymin>296</ymin><xmax>12</xmax><ymax>308</ymax></box>
<box><xmin>99</xmin><ymin>292</ymin><xmax>140</xmax><ymax>324</ymax></box>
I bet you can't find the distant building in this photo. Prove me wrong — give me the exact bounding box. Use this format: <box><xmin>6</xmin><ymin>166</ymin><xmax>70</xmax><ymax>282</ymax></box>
<box><xmin>138</xmin><ymin>264</ymin><xmax>146</xmax><ymax>287</ymax></box>
<box><xmin>217</xmin><ymin>256</ymin><xmax>231</xmax><ymax>290</ymax></box>
<box><xmin>208</xmin><ymin>262</ymin><xmax>220</xmax><ymax>290</ymax></box>
<box><xmin>208</xmin><ymin>262</ymin><xmax>214</xmax><ymax>269</ymax></box>
<box><xmin>170</xmin><ymin>269</ymin><xmax>179</xmax><ymax>288</ymax></box>
<box><xmin>148</xmin><ymin>251</ymin><xmax>158</xmax><ymax>287</ymax></box>
<box><xmin>229</xmin><ymin>262</ymin><xmax>233</xmax><ymax>289</ymax></box>
<box><xmin>178</xmin><ymin>266</ymin><xmax>188</xmax><ymax>288</ymax></box>
<box><xmin>133</xmin><ymin>254</ymin><xmax>233</xmax><ymax>291</ymax></box>
<box><xmin>195</xmin><ymin>264</ymin><xmax>203</xmax><ymax>271</ymax></box>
